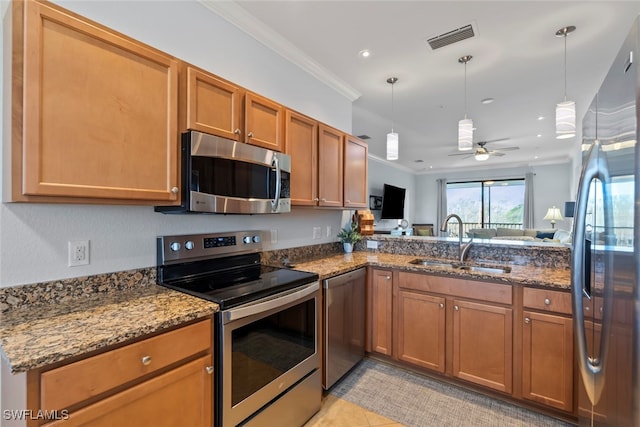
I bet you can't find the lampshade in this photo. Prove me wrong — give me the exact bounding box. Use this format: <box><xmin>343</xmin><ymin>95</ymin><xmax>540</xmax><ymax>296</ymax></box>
<box><xmin>556</xmin><ymin>100</ymin><xmax>576</xmax><ymax>139</ymax></box>
<box><xmin>543</xmin><ymin>206</ymin><xmax>564</xmax><ymax>228</ymax></box>
<box><xmin>458</xmin><ymin>118</ymin><xmax>473</xmax><ymax>151</ymax></box>
<box><xmin>386</xmin><ymin>132</ymin><xmax>399</xmax><ymax>160</ymax></box>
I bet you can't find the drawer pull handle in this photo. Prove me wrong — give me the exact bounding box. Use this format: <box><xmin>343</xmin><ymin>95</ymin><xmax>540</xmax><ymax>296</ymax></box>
<box><xmin>385</xmin><ymin>275</ymin><xmax>391</xmax><ymax>280</ymax></box>
<box><xmin>454</xmin><ymin>305</ymin><xmax>459</xmax><ymax>311</ymax></box>
<box><xmin>524</xmin><ymin>317</ymin><xmax>531</xmax><ymax>324</ymax></box>
<box><xmin>248</xmin><ymin>132</ymin><xmax>254</xmax><ymax>138</ymax></box>
<box><xmin>141</xmin><ymin>356</ymin><xmax>152</xmax><ymax>366</ymax></box>
<box><xmin>170</xmin><ymin>187</ymin><xmax>179</xmax><ymax>194</ymax></box>
<box><xmin>205</xmin><ymin>366</ymin><xmax>214</xmax><ymax>375</ymax></box>
<box><xmin>234</xmin><ymin>128</ymin><xmax>241</xmax><ymax>135</ymax></box>
<box><xmin>439</xmin><ymin>303</ymin><xmax>444</xmax><ymax>309</ymax></box>
<box><xmin>544</xmin><ymin>298</ymin><xmax>551</xmax><ymax>305</ymax></box>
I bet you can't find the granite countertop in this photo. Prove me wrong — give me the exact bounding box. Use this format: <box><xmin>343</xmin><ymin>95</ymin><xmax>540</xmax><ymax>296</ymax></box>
<box><xmin>0</xmin><ymin>284</ymin><xmax>218</xmax><ymax>374</ymax></box>
<box><xmin>288</xmin><ymin>252</ymin><xmax>571</xmax><ymax>290</ymax></box>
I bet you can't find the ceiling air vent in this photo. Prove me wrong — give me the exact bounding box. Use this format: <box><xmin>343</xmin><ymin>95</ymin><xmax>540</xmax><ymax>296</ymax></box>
<box><xmin>357</xmin><ymin>135</ymin><xmax>371</xmax><ymax>140</ymax></box>
<box><xmin>426</xmin><ymin>24</ymin><xmax>475</xmax><ymax>50</ymax></box>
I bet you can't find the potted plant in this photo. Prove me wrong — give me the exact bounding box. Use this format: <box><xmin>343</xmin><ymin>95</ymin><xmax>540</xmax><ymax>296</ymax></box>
<box><xmin>337</xmin><ymin>221</ymin><xmax>362</xmax><ymax>253</ymax></box>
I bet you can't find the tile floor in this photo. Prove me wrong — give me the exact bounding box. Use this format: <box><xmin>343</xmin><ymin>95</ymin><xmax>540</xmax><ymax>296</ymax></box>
<box><xmin>304</xmin><ymin>394</ymin><xmax>405</xmax><ymax>427</ymax></box>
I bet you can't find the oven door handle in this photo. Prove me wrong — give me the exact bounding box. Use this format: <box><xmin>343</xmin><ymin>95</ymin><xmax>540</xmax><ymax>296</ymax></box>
<box><xmin>222</xmin><ymin>281</ymin><xmax>319</xmax><ymax>324</ymax></box>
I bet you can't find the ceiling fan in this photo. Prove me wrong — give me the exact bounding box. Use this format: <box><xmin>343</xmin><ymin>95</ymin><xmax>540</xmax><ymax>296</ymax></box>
<box><xmin>448</xmin><ymin>138</ymin><xmax>519</xmax><ymax>161</ymax></box>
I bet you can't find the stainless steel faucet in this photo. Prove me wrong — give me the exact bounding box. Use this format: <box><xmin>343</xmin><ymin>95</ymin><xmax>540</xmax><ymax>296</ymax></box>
<box><xmin>439</xmin><ymin>213</ymin><xmax>474</xmax><ymax>262</ymax></box>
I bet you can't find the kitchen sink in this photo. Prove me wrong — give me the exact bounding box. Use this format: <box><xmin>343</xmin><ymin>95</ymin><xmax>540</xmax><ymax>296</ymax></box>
<box><xmin>456</xmin><ymin>265</ymin><xmax>512</xmax><ymax>274</ymax></box>
<box><xmin>408</xmin><ymin>259</ymin><xmax>511</xmax><ymax>274</ymax></box>
<box><xmin>408</xmin><ymin>259</ymin><xmax>456</xmax><ymax>268</ymax></box>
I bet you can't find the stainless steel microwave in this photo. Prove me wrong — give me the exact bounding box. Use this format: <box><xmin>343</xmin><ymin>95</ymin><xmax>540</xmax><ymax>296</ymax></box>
<box><xmin>155</xmin><ymin>131</ymin><xmax>291</xmax><ymax>214</ymax></box>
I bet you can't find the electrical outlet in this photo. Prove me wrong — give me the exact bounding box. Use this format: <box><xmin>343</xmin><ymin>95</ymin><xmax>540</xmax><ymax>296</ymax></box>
<box><xmin>68</xmin><ymin>240</ymin><xmax>90</xmax><ymax>267</ymax></box>
<box><xmin>270</xmin><ymin>229</ymin><xmax>278</xmax><ymax>244</ymax></box>
<box><xmin>366</xmin><ymin>240</ymin><xmax>379</xmax><ymax>249</ymax></box>
<box><xmin>313</xmin><ymin>227</ymin><xmax>321</xmax><ymax>240</ymax></box>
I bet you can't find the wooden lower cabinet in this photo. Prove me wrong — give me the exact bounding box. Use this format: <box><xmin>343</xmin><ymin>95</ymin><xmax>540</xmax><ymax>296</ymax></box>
<box><xmin>368</xmin><ymin>269</ymin><xmax>393</xmax><ymax>356</ymax></box>
<box><xmin>522</xmin><ymin>310</ymin><xmax>573</xmax><ymax>411</ymax></box>
<box><xmin>31</xmin><ymin>320</ymin><xmax>213</xmax><ymax>427</ymax></box>
<box><xmin>396</xmin><ymin>289</ymin><xmax>445</xmax><ymax>372</ymax></box>
<box><xmin>45</xmin><ymin>356</ymin><xmax>212</xmax><ymax>427</ymax></box>
<box><xmin>452</xmin><ymin>299</ymin><xmax>513</xmax><ymax>393</ymax></box>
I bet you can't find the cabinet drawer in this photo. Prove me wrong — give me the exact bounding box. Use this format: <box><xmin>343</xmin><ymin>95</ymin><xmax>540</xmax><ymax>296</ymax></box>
<box><xmin>523</xmin><ymin>288</ymin><xmax>572</xmax><ymax>315</ymax></box>
<box><xmin>41</xmin><ymin>319</ymin><xmax>211</xmax><ymax>411</ymax></box>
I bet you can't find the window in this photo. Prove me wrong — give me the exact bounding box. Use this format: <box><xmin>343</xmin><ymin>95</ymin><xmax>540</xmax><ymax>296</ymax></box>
<box><xmin>586</xmin><ymin>174</ymin><xmax>634</xmax><ymax>247</ymax></box>
<box><xmin>446</xmin><ymin>179</ymin><xmax>525</xmax><ymax>236</ymax></box>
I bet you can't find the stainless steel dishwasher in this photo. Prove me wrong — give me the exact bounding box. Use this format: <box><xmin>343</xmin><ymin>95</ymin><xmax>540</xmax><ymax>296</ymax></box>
<box><xmin>323</xmin><ymin>267</ymin><xmax>366</xmax><ymax>389</ymax></box>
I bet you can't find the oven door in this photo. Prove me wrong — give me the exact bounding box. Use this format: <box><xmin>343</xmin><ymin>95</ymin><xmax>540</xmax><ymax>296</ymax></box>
<box><xmin>218</xmin><ymin>281</ymin><xmax>319</xmax><ymax>427</ymax></box>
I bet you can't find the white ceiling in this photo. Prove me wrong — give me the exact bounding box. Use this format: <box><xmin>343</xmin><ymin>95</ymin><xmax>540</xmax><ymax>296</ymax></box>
<box><xmin>205</xmin><ymin>1</ymin><xmax>640</xmax><ymax>173</ymax></box>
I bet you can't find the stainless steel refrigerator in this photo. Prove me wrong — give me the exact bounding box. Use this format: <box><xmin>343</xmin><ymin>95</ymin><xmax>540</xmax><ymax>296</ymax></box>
<box><xmin>572</xmin><ymin>16</ymin><xmax>638</xmax><ymax>426</ymax></box>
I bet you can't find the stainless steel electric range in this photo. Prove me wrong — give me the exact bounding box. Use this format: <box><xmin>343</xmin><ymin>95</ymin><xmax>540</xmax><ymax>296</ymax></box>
<box><xmin>157</xmin><ymin>231</ymin><xmax>321</xmax><ymax>427</ymax></box>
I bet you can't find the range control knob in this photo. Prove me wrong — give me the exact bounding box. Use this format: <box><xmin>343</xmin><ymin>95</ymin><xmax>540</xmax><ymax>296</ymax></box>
<box><xmin>252</xmin><ymin>235</ymin><xmax>261</xmax><ymax>243</ymax></box>
<box><xmin>243</xmin><ymin>236</ymin><xmax>252</xmax><ymax>244</ymax></box>
<box><xmin>184</xmin><ymin>241</ymin><xmax>195</xmax><ymax>250</ymax></box>
<box><xmin>169</xmin><ymin>242</ymin><xmax>181</xmax><ymax>252</ymax></box>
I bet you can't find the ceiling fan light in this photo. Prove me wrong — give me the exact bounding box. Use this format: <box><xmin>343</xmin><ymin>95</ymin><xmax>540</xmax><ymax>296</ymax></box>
<box><xmin>458</xmin><ymin>118</ymin><xmax>473</xmax><ymax>150</ymax></box>
<box><xmin>475</xmin><ymin>151</ymin><xmax>490</xmax><ymax>161</ymax></box>
<box><xmin>387</xmin><ymin>132</ymin><xmax>399</xmax><ymax>160</ymax></box>
<box><xmin>556</xmin><ymin>100</ymin><xmax>576</xmax><ymax>139</ymax></box>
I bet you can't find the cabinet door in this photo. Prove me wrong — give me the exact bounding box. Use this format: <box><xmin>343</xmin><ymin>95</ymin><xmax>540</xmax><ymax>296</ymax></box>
<box><xmin>522</xmin><ymin>311</ymin><xmax>573</xmax><ymax>411</ymax></box>
<box><xmin>46</xmin><ymin>356</ymin><xmax>213</xmax><ymax>427</ymax></box>
<box><xmin>369</xmin><ymin>269</ymin><xmax>393</xmax><ymax>356</ymax></box>
<box><xmin>285</xmin><ymin>110</ymin><xmax>318</xmax><ymax>206</ymax></box>
<box><xmin>343</xmin><ymin>135</ymin><xmax>368</xmax><ymax>208</ymax></box>
<box><xmin>185</xmin><ymin>67</ymin><xmax>243</xmax><ymax>140</ymax></box>
<box><xmin>18</xmin><ymin>0</ymin><xmax>179</xmax><ymax>203</ymax></box>
<box><xmin>397</xmin><ymin>290</ymin><xmax>445</xmax><ymax>372</ymax></box>
<box><xmin>244</xmin><ymin>92</ymin><xmax>284</xmax><ymax>151</ymax></box>
<box><xmin>452</xmin><ymin>299</ymin><xmax>513</xmax><ymax>393</ymax></box>
<box><xmin>317</xmin><ymin>124</ymin><xmax>344</xmax><ymax>207</ymax></box>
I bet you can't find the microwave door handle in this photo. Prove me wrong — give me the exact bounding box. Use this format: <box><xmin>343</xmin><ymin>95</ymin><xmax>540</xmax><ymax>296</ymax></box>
<box><xmin>271</xmin><ymin>155</ymin><xmax>281</xmax><ymax>212</ymax></box>
<box><xmin>571</xmin><ymin>140</ymin><xmax>613</xmax><ymax>407</ymax></box>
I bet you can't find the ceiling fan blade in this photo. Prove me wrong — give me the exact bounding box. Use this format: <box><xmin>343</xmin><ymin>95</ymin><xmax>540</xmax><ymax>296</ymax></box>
<box><xmin>495</xmin><ymin>146</ymin><xmax>519</xmax><ymax>151</ymax></box>
<box><xmin>491</xmin><ymin>151</ymin><xmax>506</xmax><ymax>157</ymax></box>
<box><xmin>480</xmin><ymin>138</ymin><xmax>510</xmax><ymax>145</ymax></box>
<box><xmin>448</xmin><ymin>152</ymin><xmax>474</xmax><ymax>157</ymax></box>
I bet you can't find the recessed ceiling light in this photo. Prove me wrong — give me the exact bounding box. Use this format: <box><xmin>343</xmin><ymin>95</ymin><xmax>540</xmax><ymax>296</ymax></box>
<box><xmin>358</xmin><ymin>49</ymin><xmax>371</xmax><ymax>58</ymax></box>
<box><xmin>537</xmin><ymin>116</ymin><xmax>545</xmax><ymax>121</ymax></box>
<box><xmin>480</xmin><ymin>98</ymin><xmax>494</xmax><ymax>104</ymax></box>
<box><xmin>415</xmin><ymin>159</ymin><xmax>424</xmax><ymax>163</ymax></box>
<box><xmin>534</xmin><ymin>155</ymin><xmax>539</xmax><ymax>159</ymax></box>
<box><xmin>537</xmin><ymin>134</ymin><xmax>542</xmax><ymax>138</ymax></box>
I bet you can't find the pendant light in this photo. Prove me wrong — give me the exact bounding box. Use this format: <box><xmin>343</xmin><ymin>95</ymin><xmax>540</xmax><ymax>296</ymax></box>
<box><xmin>458</xmin><ymin>55</ymin><xmax>473</xmax><ymax>151</ymax></box>
<box><xmin>555</xmin><ymin>26</ymin><xmax>576</xmax><ymax>139</ymax></box>
<box><xmin>386</xmin><ymin>77</ymin><xmax>399</xmax><ymax>160</ymax></box>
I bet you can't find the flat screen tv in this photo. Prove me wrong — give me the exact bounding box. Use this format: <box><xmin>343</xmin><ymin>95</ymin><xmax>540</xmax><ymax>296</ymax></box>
<box><xmin>380</xmin><ymin>184</ymin><xmax>406</xmax><ymax>219</ymax></box>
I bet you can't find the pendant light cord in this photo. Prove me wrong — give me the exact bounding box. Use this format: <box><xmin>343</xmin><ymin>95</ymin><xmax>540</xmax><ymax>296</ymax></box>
<box><xmin>464</xmin><ymin>61</ymin><xmax>468</xmax><ymax>119</ymax></box>
<box><xmin>563</xmin><ymin>33</ymin><xmax>568</xmax><ymax>102</ymax></box>
<box><xmin>391</xmin><ymin>81</ymin><xmax>395</xmax><ymax>133</ymax></box>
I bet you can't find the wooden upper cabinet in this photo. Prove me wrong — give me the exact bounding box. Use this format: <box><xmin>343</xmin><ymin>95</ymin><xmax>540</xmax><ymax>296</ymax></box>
<box><xmin>318</xmin><ymin>124</ymin><xmax>344</xmax><ymax>207</ymax></box>
<box><xmin>184</xmin><ymin>66</ymin><xmax>243</xmax><ymax>140</ymax></box>
<box><xmin>244</xmin><ymin>92</ymin><xmax>284</xmax><ymax>151</ymax></box>
<box><xmin>344</xmin><ymin>135</ymin><xmax>368</xmax><ymax>208</ymax></box>
<box><xmin>285</xmin><ymin>110</ymin><xmax>318</xmax><ymax>206</ymax></box>
<box><xmin>14</xmin><ymin>0</ymin><xmax>180</xmax><ymax>203</ymax></box>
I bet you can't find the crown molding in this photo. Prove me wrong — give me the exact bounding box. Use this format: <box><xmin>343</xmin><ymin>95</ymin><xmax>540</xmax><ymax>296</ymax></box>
<box><xmin>198</xmin><ymin>0</ymin><xmax>361</xmax><ymax>102</ymax></box>
<box><xmin>368</xmin><ymin>154</ymin><xmax>417</xmax><ymax>174</ymax></box>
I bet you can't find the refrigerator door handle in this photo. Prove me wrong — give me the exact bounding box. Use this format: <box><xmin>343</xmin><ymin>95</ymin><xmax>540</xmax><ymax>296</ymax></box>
<box><xmin>571</xmin><ymin>140</ymin><xmax>615</xmax><ymax>406</ymax></box>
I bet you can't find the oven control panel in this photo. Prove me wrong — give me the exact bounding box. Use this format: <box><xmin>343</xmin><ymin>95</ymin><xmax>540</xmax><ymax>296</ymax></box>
<box><xmin>157</xmin><ymin>231</ymin><xmax>264</xmax><ymax>264</ymax></box>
